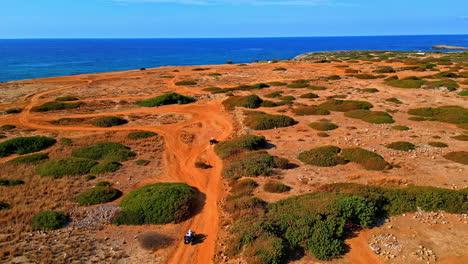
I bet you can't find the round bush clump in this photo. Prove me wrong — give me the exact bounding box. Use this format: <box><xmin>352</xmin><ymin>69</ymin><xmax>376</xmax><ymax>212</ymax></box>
<box><xmin>263</xmin><ymin>181</ymin><xmax>291</xmax><ymax>193</ymax></box>
<box><xmin>92</xmin><ymin>116</ymin><xmax>128</xmax><ymax>127</ymax></box>
<box><xmin>300</xmin><ymin>93</ymin><xmax>319</xmax><ymax>99</ymax></box>
<box><xmin>72</xmin><ymin>142</ymin><xmax>136</xmax><ymax>162</ymax></box>
<box><xmin>214</xmin><ymin>134</ymin><xmax>266</xmax><ymax>159</ymax></box>
<box><xmin>223</xmin><ymin>95</ymin><xmax>263</xmax><ymax>110</ymax></box>
<box><xmin>341</xmin><ymin>147</ymin><xmax>390</xmax><ymax>171</ymax></box>
<box><xmin>36</xmin><ymin>158</ymin><xmax>98</xmax><ymax>178</ymax></box>
<box><xmin>292</xmin><ymin>106</ymin><xmax>330</xmax><ymax>116</ymax></box>
<box><xmin>308</xmin><ymin>85</ymin><xmax>327</xmax><ymax>90</ymax></box>
<box><xmin>386</xmin><ymin>141</ymin><xmax>416</xmax><ymax>151</ymax></box>
<box><xmin>244</xmin><ymin>112</ymin><xmax>297</xmax><ymax>130</ymax></box>
<box><xmin>298</xmin><ymin>146</ymin><xmax>347</xmax><ymax>167</ymax></box>
<box><xmin>345</xmin><ymin>110</ymin><xmax>395</xmax><ymax>124</ymax></box>
<box><xmin>280</xmin><ymin>96</ymin><xmax>295</xmax><ymax>101</ymax></box>
<box><xmin>287</xmin><ymin>83</ymin><xmax>309</xmax><ymax>88</ymax></box>
<box><xmin>9</xmin><ymin>153</ymin><xmax>49</xmax><ymax>165</ymax></box>
<box><xmin>128</xmin><ymin>131</ymin><xmax>157</xmax><ymax>140</ymax></box>
<box><xmin>113</xmin><ymin>183</ymin><xmax>197</xmax><ymax>225</ymax></box>
<box><xmin>89</xmin><ymin>162</ymin><xmax>122</xmax><ymax>175</ymax></box>
<box><xmin>317</xmin><ymin>132</ymin><xmax>330</xmax><ymax>137</ymax></box>
<box><xmin>319</xmin><ymin>99</ymin><xmax>373</xmax><ymax>112</ymax></box>
<box><xmin>391</xmin><ymin>125</ymin><xmax>410</xmax><ymax>131</ymax></box>
<box><xmin>136</xmin><ymin>93</ymin><xmax>195</xmax><ymax>107</ymax></box>
<box><xmin>428</xmin><ymin>142</ymin><xmax>448</xmax><ymax>148</ymax></box>
<box><xmin>443</xmin><ymin>151</ymin><xmax>468</xmax><ymax>165</ymax></box>
<box><xmin>264</xmin><ymin>91</ymin><xmax>283</xmax><ymax>98</ymax></box>
<box><xmin>76</xmin><ymin>186</ymin><xmax>122</xmax><ymax>206</ymax></box>
<box><xmin>31</xmin><ymin>211</ymin><xmax>69</xmax><ymax>230</ymax></box>
<box><xmin>175</xmin><ymin>80</ymin><xmax>197</xmax><ymax>86</ymax></box>
<box><xmin>0</xmin><ymin>136</ymin><xmax>56</xmax><ymax>158</ymax></box>
<box><xmin>308</xmin><ymin>122</ymin><xmax>338</xmax><ymax>131</ymax></box>
<box><xmin>32</xmin><ymin>101</ymin><xmax>83</xmax><ymax>112</ymax></box>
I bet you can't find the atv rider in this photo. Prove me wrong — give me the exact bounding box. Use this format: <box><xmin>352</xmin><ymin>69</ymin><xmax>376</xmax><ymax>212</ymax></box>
<box><xmin>187</xmin><ymin>229</ymin><xmax>194</xmax><ymax>237</ymax></box>
<box><xmin>209</xmin><ymin>137</ymin><xmax>216</xmax><ymax>145</ymax></box>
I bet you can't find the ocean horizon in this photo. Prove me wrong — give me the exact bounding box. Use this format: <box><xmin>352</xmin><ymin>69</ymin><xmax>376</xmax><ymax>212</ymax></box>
<box><xmin>1</xmin><ymin>35</ymin><xmax>467</xmax><ymax>82</ymax></box>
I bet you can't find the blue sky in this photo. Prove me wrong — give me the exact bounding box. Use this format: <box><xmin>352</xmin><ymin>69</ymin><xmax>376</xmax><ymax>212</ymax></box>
<box><xmin>1</xmin><ymin>0</ymin><xmax>467</xmax><ymax>38</ymax></box>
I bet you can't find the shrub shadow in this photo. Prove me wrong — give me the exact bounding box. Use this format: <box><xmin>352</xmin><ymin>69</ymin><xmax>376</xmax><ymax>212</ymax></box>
<box><xmin>190</xmin><ymin>188</ymin><xmax>206</xmax><ymax>218</ymax></box>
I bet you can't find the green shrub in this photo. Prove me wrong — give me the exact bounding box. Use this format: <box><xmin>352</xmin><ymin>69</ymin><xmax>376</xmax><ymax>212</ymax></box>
<box><xmin>443</xmin><ymin>151</ymin><xmax>468</xmax><ymax>165</ymax></box>
<box><xmin>215</xmin><ymin>134</ymin><xmax>266</xmax><ymax>159</ymax></box>
<box><xmin>0</xmin><ymin>202</ymin><xmax>11</xmax><ymax>210</ymax></box>
<box><xmin>298</xmin><ymin>146</ymin><xmax>347</xmax><ymax>167</ymax></box>
<box><xmin>136</xmin><ymin>93</ymin><xmax>196</xmax><ymax>107</ymax></box>
<box><xmin>386</xmin><ymin>97</ymin><xmax>402</xmax><ymax>104</ymax></box>
<box><xmin>260</xmin><ymin>100</ymin><xmax>279</xmax><ymax>107</ymax></box>
<box><xmin>244</xmin><ymin>235</ymin><xmax>286</xmax><ymax>264</ymax></box>
<box><xmin>55</xmin><ymin>96</ymin><xmax>79</xmax><ymax>101</ymax></box>
<box><xmin>317</xmin><ymin>132</ymin><xmax>329</xmax><ymax>137</ymax></box>
<box><xmin>319</xmin><ymin>99</ymin><xmax>373</xmax><ymax>112</ymax></box>
<box><xmin>353</xmin><ymin>74</ymin><xmax>380</xmax><ymax>79</ymax></box>
<box><xmin>308</xmin><ymin>85</ymin><xmax>327</xmax><ymax>90</ymax></box>
<box><xmin>76</xmin><ymin>186</ymin><xmax>122</xmax><ymax>205</ymax></box>
<box><xmin>244</xmin><ymin>112</ymin><xmax>297</xmax><ymax>130</ymax></box>
<box><xmin>113</xmin><ymin>183</ymin><xmax>197</xmax><ymax>225</ymax></box>
<box><xmin>223</xmin><ymin>95</ymin><xmax>263</xmax><ymax>110</ymax></box>
<box><xmin>51</xmin><ymin>118</ymin><xmax>85</xmax><ymax>125</ymax></box>
<box><xmin>325</xmin><ymin>75</ymin><xmax>341</xmax><ymax>80</ymax></box>
<box><xmin>32</xmin><ymin>101</ymin><xmax>83</xmax><ymax>112</ymax></box>
<box><xmin>96</xmin><ymin>181</ymin><xmax>112</xmax><ymax>187</ymax></box>
<box><xmin>192</xmin><ymin>67</ymin><xmax>209</xmax><ymax>71</ymax></box>
<box><xmin>72</xmin><ymin>142</ymin><xmax>136</xmax><ymax>162</ymax></box>
<box><xmin>5</xmin><ymin>108</ymin><xmax>22</xmax><ymax>114</ymax></box>
<box><xmin>264</xmin><ymin>91</ymin><xmax>283</xmax><ymax>98</ymax></box>
<box><xmin>458</xmin><ymin>89</ymin><xmax>468</xmax><ymax>96</ymax></box>
<box><xmin>407</xmin><ymin>106</ymin><xmax>468</xmax><ymax>124</ymax></box>
<box><xmin>223</xmin><ymin>151</ymin><xmax>277</xmax><ymax>179</ymax></box>
<box><xmin>0</xmin><ymin>136</ymin><xmax>56</xmax><ymax>157</ymax></box>
<box><xmin>60</xmin><ymin>138</ymin><xmax>73</xmax><ymax>146</ymax></box>
<box><xmin>36</xmin><ymin>158</ymin><xmax>98</xmax><ymax>178</ymax></box>
<box><xmin>136</xmin><ymin>159</ymin><xmax>150</xmax><ymax>166</ymax></box>
<box><xmin>85</xmin><ymin>175</ymin><xmax>96</xmax><ymax>181</ymax></box>
<box><xmin>279</xmin><ymin>96</ymin><xmax>295</xmax><ymax>101</ymax></box>
<box><xmin>392</xmin><ymin>125</ymin><xmax>410</xmax><ymax>131</ymax></box>
<box><xmin>341</xmin><ymin>148</ymin><xmax>390</xmax><ymax>171</ymax></box>
<box><xmin>287</xmin><ymin>83</ymin><xmax>309</xmax><ymax>88</ymax></box>
<box><xmin>31</xmin><ymin>211</ymin><xmax>68</xmax><ymax>230</ymax></box>
<box><xmin>208</xmin><ymin>72</ymin><xmax>222</xmax><ymax>77</ymax></box>
<box><xmin>268</xmin><ymin>82</ymin><xmax>287</xmax><ymax>86</ymax></box>
<box><xmin>0</xmin><ymin>124</ymin><xmax>15</xmax><ymax>131</ymax></box>
<box><xmin>428</xmin><ymin>142</ymin><xmax>448</xmax><ymax>148</ymax></box>
<box><xmin>273</xmin><ymin>157</ymin><xmax>289</xmax><ymax>169</ymax></box>
<box><xmin>128</xmin><ymin>131</ymin><xmax>157</xmax><ymax>140</ymax></box>
<box><xmin>308</xmin><ymin>122</ymin><xmax>338</xmax><ymax>131</ymax></box>
<box><xmin>89</xmin><ymin>162</ymin><xmax>122</xmax><ymax>174</ymax></box>
<box><xmin>373</xmin><ymin>66</ymin><xmax>395</xmax><ymax>73</ymax></box>
<box><xmin>9</xmin><ymin>153</ymin><xmax>49</xmax><ymax>164</ymax></box>
<box><xmin>264</xmin><ymin>181</ymin><xmax>291</xmax><ymax>193</ymax></box>
<box><xmin>175</xmin><ymin>80</ymin><xmax>197</xmax><ymax>86</ymax></box>
<box><xmin>292</xmin><ymin>106</ymin><xmax>330</xmax><ymax>116</ymax></box>
<box><xmin>427</xmin><ymin>79</ymin><xmax>459</xmax><ymax>91</ymax></box>
<box><xmin>231</xmin><ymin>179</ymin><xmax>258</xmax><ymax>195</ymax></box>
<box><xmin>386</xmin><ymin>141</ymin><xmax>415</xmax><ymax>151</ymax></box>
<box><xmin>452</xmin><ymin>134</ymin><xmax>468</xmax><ymax>141</ymax></box>
<box><xmin>0</xmin><ymin>178</ymin><xmax>24</xmax><ymax>186</ymax></box>
<box><xmin>92</xmin><ymin>116</ymin><xmax>128</xmax><ymax>127</ymax></box>
<box><xmin>344</xmin><ymin>110</ymin><xmax>395</xmax><ymax>124</ymax></box>
<box><xmin>385</xmin><ymin>79</ymin><xmax>426</xmax><ymax>88</ymax></box>
<box><xmin>305</xmin><ymin>221</ymin><xmax>346</xmax><ymax>260</ymax></box>
<box><xmin>299</xmin><ymin>93</ymin><xmax>319</xmax><ymax>99</ymax></box>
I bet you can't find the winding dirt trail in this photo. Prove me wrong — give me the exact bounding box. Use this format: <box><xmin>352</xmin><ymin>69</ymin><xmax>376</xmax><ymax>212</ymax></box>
<box><xmin>14</xmin><ymin>76</ymin><xmax>235</xmax><ymax>264</ymax></box>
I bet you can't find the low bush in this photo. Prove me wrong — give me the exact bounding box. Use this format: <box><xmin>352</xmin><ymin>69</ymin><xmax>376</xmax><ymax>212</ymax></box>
<box><xmin>51</xmin><ymin>118</ymin><xmax>85</xmax><ymax>125</ymax></box>
<box><xmin>287</xmin><ymin>83</ymin><xmax>309</xmax><ymax>88</ymax></box>
<box><xmin>386</xmin><ymin>97</ymin><xmax>402</xmax><ymax>104</ymax></box>
<box><xmin>96</xmin><ymin>181</ymin><xmax>112</xmax><ymax>187</ymax></box>
<box><xmin>341</xmin><ymin>147</ymin><xmax>390</xmax><ymax>171</ymax></box>
<box><xmin>192</xmin><ymin>67</ymin><xmax>209</xmax><ymax>71</ymax></box>
<box><xmin>299</xmin><ymin>93</ymin><xmax>319</xmax><ymax>99</ymax></box>
<box><xmin>55</xmin><ymin>96</ymin><xmax>79</xmax><ymax>101</ymax></box>
<box><xmin>268</xmin><ymin>82</ymin><xmax>287</xmax><ymax>86</ymax></box>
<box><xmin>362</xmin><ymin>88</ymin><xmax>379</xmax><ymax>93</ymax></box>
<box><xmin>264</xmin><ymin>181</ymin><xmax>291</xmax><ymax>193</ymax></box>
<box><xmin>452</xmin><ymin>134</ymin><xmax>468</xmax><ymax>141</ymax></box>
<box><xmin>72</xmin><ymin>142</ymin><xmax>136</xmax><ymax>162</ymax></box>
<box><xmin>31</xmin><ymin>211</ymin><xmax>69</xmax><ymax>230</ymax></box>
<box><xmin>308</xmin><ymin>85</ymin><xmax>327</xmax><ymax>90</ymax></box>
<box><xmin>175</xmin><ymin>80</ymin><xmax>197</xmax><ymax>86</ymax></box>
<box><xmin>443</xmin><ymin>151</ymin><xmax>468</xmax><ymax>165</ymax></box>
<box><xmin>0</xmin><ymin>136</ymin><xmax>56</xmax><ymax>157</ymax></box>
<box><xmin>113</xmin><ymin>183</ymin><xmax>197</xmax><ymax>225</ymax></box>
<box><xmin>386</xmin><ymin>141</ymin><xmax>415</xmax><ymax>151</ymax></box>
<box><xmin>85</xmin><ymin>175</ymin><xmax>96</xmax><ymax>181</ymax></box>
<box><xmin>231</xmin><ymin>179</ymin><xmax>258</xmax><ymax>195</ymax></box>
<box><xmin>244</xmin><ymin>112</ymin><xmax>297</xmax><ymax>130</ymax></box>
<box><xmin>5</xmin><ymin>108</ymin><xmax>22</xmax><ymax>114</ymax></box>
<box><xmin>373</xmin><ymin>66</ymin><xmax>395</xmax><ymax>73</ymax></box>
<box><xmin>223</xmin><ymin>151</ymin><xmax>277</xmax><ymax>179</ymax></box>
<box><xmin>0</xmin><ymin>178</ymin><xmax>24</xmax><ymax>186</ymax></box>
<box><xmin>0</xmin><ymin>124</ymin><xmax>15</xmax><ymax>131</ymax></box>
<box><xmin>9</xmin><ymin>153</ymin><xmax>49</xmax><ymax>164</ymax></box>
<box><xmin>426</xmin><ymin>79</ymin><xmax>459</xmax><ymax>91</ymax></box>
<box><xmin>407</xmin><ymin>106</ymin><xmax>468</xmax><ymax>124</ymax></box>
<box><xmin>76</xmin><ymin>186</ymin><xmax>122</xmax><ymax>205</ymax></box>
<box><xmin>0</xmin><ymin>202</ymin><xmax>11</xmax><ymax>210</ymax></box>
<box><xmin>36</xmin><ymin>158</ymin><xmax>98</xmax><ymax>178</ymax></box>
<box><xmin>260</xmin><ymin>100</ymin><xmax>279</xmax><ymax>107</ymax></box>
<box><xmin>458</xmin><ymin>89</ymin><xmax>468</xmax><ymax>96</ymax></box>
<box><xmin>136</xmin><ymin>159</ymin><xmax>150</xmax><ymax>166</ymax></box>
<box><xmin>391</xmin><ymin>125</ymin><xmax>410</xmax><ymax>131</ymax></box>
<box><xmin>428</xmin><ymin>142</ymin><xmax>448</xmax><ymax>148</ymax></box>
<box><xmin>317</xmin><ymin>132</ymin><xmax>329</xmax><ymax>137</ymax></box>
<box><xmin>89</xmin><ymin>162</ymin><xmax>122</xmax><ymax>174</ymax></box>
<box><xmin>344</xmin><ymin>110</ymin><xmax>395</xmax><ymax>124</ymax></box>
<box><xmin>208</xmin><ymin>73</ymin><xmax>222</xmax><ymax>77</ymax></box>
<box><xmin>214</xmin><ymin>134</ymin><xmax>266</xmax><ymax>159</ymax></box>
<box><xmin>92</xmin><ymin>116</ymin><xmax>128</xmax><ymax>127</ymax></box>
<box><xmin>273</xmin><ymin>157</ymin><xmax>289</xmax><ymax>169</ymax></box>
<box><xmin>308</xmin><ymin>122</ymin><xmax>338</xmax><ymax>131</ymax></box>
<box><xmin>32</xmin><ymin>101</ymin><xmax>83</xmax><ymax>112</ymax></box>
<box><xmin>292</xmin><ymin>106</ymin><xmax>330</xmax><ymax>116</ymax></box>
<box><xmin>223</xmin><ymin>95</ymin><xmax>263</xmax><ymax>110</ymax></box>
<box><xmin>273</xmin><ymin>67</ymin><xmax>287</xmax><ymax>71</ymax></box>
<box><xmin>319</xmin><ymin>99</ymin><xmax>373</xmax><ymax>112</ymax></box>
<box><xmin>264</xmin><ymin>91</ymin><xmax>283</xmax><ymax>98</ymax></box>
<box><xmin>279</xmin><ymin>96</ymin><xmax>295</xmax><ymax>101</ymax></box>
<box><xmin>385</xmin><ymin>79</ymin><xmax>426</xmax><ymax>88</ymax></box>
<box><xmin>298</xmin><ymin>146</ymin><xmax>347</xmax><ymax>167</ymax></box>
<box><xmin>128</xmin><ymin>131</ymin><xmax>157</xmax><ymax>140</ymax></box>
<box><xmin>136</xmin><ymin>93</ymin><xmax>196</xmax><ymax>107</ymax></box>
<box><xmin>353</xmin><ymin>74</ymin><xmax>381</xmax><ymax>79</ymax></box>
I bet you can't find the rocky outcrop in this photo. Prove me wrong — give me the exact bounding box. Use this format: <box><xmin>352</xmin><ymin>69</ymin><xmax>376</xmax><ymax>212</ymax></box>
<box><xmin>432</xmin><ymin>45</ymin><xmax>467</xmax><ymax>50</ymax></box>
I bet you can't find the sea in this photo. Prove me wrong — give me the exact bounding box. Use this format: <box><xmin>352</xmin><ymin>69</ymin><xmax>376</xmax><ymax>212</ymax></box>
<box><xmin>1</xmin><ymin>35</ymin><xmax>467</xmax><ymax>82</ymax></box>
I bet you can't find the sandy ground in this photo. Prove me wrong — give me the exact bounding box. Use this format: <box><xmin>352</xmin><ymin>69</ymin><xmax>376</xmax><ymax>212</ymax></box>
<box><xmin>0</xmin><ymin>57</ymin><xmax>467</xmax><ymax>264</ymax></box>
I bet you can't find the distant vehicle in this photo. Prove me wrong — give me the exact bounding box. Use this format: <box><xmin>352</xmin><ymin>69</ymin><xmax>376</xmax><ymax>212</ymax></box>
<box><xmin>184</xmin><ymin>230</ymin><xmax>194</xmax><ymax>245</ymax></box>
<box><xmin>209</xmin><ymin>137</ymin><xmax>217</xmax><ymax>145</ymax></box>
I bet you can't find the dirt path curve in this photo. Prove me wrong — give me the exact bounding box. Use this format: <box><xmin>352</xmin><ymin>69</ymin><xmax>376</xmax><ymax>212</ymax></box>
<box><xmin>14</xmin><ymin>77</ymin><xmax>235</xmax><ymax>264</ymax></box>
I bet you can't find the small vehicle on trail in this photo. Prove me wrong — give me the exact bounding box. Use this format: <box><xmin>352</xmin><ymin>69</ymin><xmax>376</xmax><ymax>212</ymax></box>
<box><xmin>209</xmin><ymin>137</ymin><xmax>217</xmax><ymax>145</ymax></box>
<box><xmin>184</xmin><ymin>229</ymin><xmax>194</xmax><ymax>245</ymax></box>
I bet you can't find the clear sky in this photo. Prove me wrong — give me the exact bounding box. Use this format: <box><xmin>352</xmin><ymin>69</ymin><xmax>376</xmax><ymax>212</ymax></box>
<box><xmin>1</xmin><ymin>0</ymin><xmax>467</xmax><ymax>38</ymax></box>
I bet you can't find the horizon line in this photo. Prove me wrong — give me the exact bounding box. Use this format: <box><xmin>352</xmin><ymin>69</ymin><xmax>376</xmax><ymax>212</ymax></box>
<box><xmin>1</xmin><ymin>33</ymin><xmax>468</xmax><ymax>40</ymax></box>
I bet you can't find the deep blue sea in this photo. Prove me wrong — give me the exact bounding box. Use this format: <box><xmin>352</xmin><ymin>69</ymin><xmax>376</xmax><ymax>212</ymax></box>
<box><xmin>1</xmin><ymin>35</ymin><xmax>467</xmax><ymax>82</ymax></box>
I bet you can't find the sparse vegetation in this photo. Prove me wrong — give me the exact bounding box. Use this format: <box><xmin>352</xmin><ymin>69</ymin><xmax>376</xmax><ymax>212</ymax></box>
<box><xmin>443</xmin><ymin>151</ymin><xmax>468</xmax><ymax>165</ymax></box>
<box><xmin>264</xmin><ymin>91</ymin><xmax>283</xmax><ymax>98</ymax></box>
<box><xmin>0</xmin><ymin>136</ymin><xmax>56</xmax><ymax>157</ymax></box>
<box><xmin>76</xmin><ymin>186</ymin><xmax>122</xmax><ymax>205</ymax></box>
<box><xmin>263</xmin><ymin>181</ymin><xmax>291</xmax><ymax>193</ymax></box>
<box><xmin>386</xmin><ymin>141</ymin><xmax>416</xmax><ymax>151</ymax></box>
<box><xmin>31</xmin><ymin>211</ymin><xmax>69</xmax><ymax>230</ymax></box>
<box><xmin>392</xmin><ymin>125</ymin><xmax>410</xmax><ymax>131</ymax></box>
<box><xmin>175</xmin><ymin>80</ymin><xmax>197</xmax><ymax>86</ymax></box>
<box><xmin>9</xmin><ymin>153</ymin><xmax>49</xmax><ymax>164</ymax></box>
<box><xmin>428</xmin><ymin>142</ymin><xmax>448</xmax><ymax>148</ymax></box>
<box><xmin>51</xmin><ymin>118</ymin><xmax>85</xmax><ymax>125</ymax></box>
<box><xmin>35</xmin><ymin>158</ymin><xmax>98</xmax><ymax>178</ymax></box>
<box><xmin>373</xmin><ymin>66</ymin><xmax>395</xmax><ymax>73</ymax></box>
<box><xmin>386</xmin><ymin>97</ymin><xmax>402</xmax><ymax>104</ymax></box>
<box><xmin>407</xmin><ymin>106</ymin><xmax>468</xmax><ymax>124</ymax></box>
<box><xmin>0</xmin><ymin>125</ymin><xmax>16</xmax><ymax>131</ymax></box>
<box><xmin>89</xmin><ymin>162</ymin><xmax>122</xmax><ymax>174</ymax></box>
<box><xmin>92</xmin><ymin>116</ymin><xmax>128</xmax><ymax>127</ymax></box>
<box><xmin>128</xmin><ymin>131</ymin><xmax>157</xmax><ymax>140</ymax></box>
<box><xmin>299</xmin><ymin>93</ymin><xmax>319</xmax><ymax>98</ymax></box>
<box><xmin>308</xmin><ymin>121</ymin><xmax>338</xmax><ymax>131</ymax></box>
<box><xmin>452</xmin><ymin>134</ymin><xmax>468</xmax><ymax>141</ymax></box>
<box><xmin>136</xmin><ymin>93</ymin><xmax>196</xmax><ymax>107</ymax></box>
<box><xmin>0</xmin><ymin>178</ymin><xmax>25</xmax><ymax>186</ymax></box>
<box><xmin>319</xmin><ymin>99</ymin><xmax>373</xmax><ymax>112</ymax></box>
<box><xmin>113</xmin><ymin>183</ymin><xmax>197</xmax><ymax>225</ymax></box>
<box><xmin>32</xmin><ymin>101</ymin><xmax>83</xmax><ymax>112</ymax></box>
<box><xmin>136</xmin><ymin>159</ymin><xmax>150</xmax><ymax>166</ymax></box>
<box><xmin>344</xmin><ymin>110</ymin><xmax>395</xmax><ymax>124</ymax></box>
<box><xmin>72</xmin><ymin>142</ymin><xmax>136</xmax><ymax>162</ymax></box>
<box><xmin>268</xmin><ymin>82</ymin><xmax>287</xmax><ymax>86</ymax></box>
<box><xmin>60</xmin><ymin>138</ymin><xmax>73</xmax><ymax>146</ymax></box>
<box><xmin>308</xmin><ymin>85</ymin><xmax>327</xmax><ymax>90</ymax></box>
<box><xmin>223</xmin><ymin>151</ymin><xmax>277</xmax><ymax>179</ymax></box>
